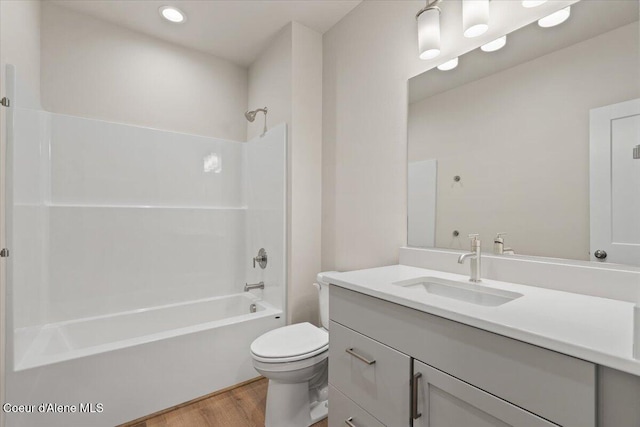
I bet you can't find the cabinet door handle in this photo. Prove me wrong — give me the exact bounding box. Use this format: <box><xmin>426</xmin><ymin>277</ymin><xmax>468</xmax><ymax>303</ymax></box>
<box><xmin>345</xmin><ymin>348</ymin><xmax>376</xmax><ymax>365</ymax></box>
<box><xmin>345</xmin><ymin>417</ymin><xmax>357</xmax><ymax>427</ymax></box>
<box><xmin>412</xmin><ymin>372</ymin><xmax>422</xmax><ymax>419</ymax></box>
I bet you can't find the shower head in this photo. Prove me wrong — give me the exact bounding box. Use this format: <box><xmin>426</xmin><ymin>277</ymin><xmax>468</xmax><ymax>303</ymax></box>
<box><xmin>245</xmin><ymin>107</ymin><xmax>269</xmax><ymax>136</ymax></box>
<box><xmin>245</xmin><ymin>107</ymin><xmax>267</xmax><ymax>123</ymax></box>
<box><xmin>245</xmin><ymin>110</ymin><xmax>258</xmax><ymax>122</ymax></box>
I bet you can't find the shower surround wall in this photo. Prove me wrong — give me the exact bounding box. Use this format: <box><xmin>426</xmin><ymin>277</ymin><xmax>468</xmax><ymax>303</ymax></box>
<box><xmin>14</xmin><ymin>110</ymin><xmax>248</xmax><ymax>328</ymax></box>
<box><xmin>8</xmin><ymin>97</ymin><xmax>287</xmax><ymax>425</ymax></box>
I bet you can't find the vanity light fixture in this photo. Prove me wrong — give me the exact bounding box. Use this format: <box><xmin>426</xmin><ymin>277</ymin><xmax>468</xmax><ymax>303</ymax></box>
<box><xmin>481</xmin><ymin>35</ymin><xmax>506</xmax><ymax>52</ymax></box>
<box><xmin>159</xmin><ymin>6</ymin><xmax>186</xmax><ymax>23</ymax></box>
<box><xmin>416</xmin><ymin>0</ymin><xmax>442</xmax><ymax>60</ymax></box>
<box><xmin>538</xmin><ymin>6</ymin><xmax>571</xmax><ymax>28</ymax></box>
<box><xmin>437</xmin><ymin>57</ymin><xmax>459</xmax><ymax>71</ymax></box>
<box><xmin>463</xmin><ymin>0</ymin><xmax>490</xmax><ymax>38</ymax></box>
<box><xmin>522</xmin><ymin>0</ymin><xmax>547</xmax><ymax>8</ymax></box>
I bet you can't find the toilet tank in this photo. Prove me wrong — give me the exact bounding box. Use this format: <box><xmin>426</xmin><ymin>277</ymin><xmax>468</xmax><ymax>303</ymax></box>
<box><xmin>315</xmin><ymin>272</ymin><xmax>337</xmax><ymax>330</ymax></box>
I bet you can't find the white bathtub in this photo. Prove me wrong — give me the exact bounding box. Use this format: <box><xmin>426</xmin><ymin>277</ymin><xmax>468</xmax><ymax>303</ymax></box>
<box><xmin>7</xmin><ymin>293</ymin><xmax>284</xmax><ymax>427</ymax></box>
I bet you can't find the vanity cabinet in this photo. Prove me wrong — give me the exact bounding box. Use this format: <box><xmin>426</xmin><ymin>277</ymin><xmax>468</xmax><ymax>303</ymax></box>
<box><xmin>328</xmin><ymin>285</ymin><xmax>597</xmax><ymax>427</ymax></box>
<box><xmin>412</xmin><ymin>360</ymin><xmax>557</xmax><ymax>427</ymax></box>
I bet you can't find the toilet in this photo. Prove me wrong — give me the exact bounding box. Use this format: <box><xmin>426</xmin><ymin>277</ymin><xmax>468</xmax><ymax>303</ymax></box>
<box><xmin>250</xmin><ymin>272</ymin><xmax>334</xmax><ymax>427</ymax></box>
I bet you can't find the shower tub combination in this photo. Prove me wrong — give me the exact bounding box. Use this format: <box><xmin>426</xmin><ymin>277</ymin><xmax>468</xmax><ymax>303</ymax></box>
<box><xmin>5</xmin><ymin>66</ymin><xmax>287</xmax><ymax>427</ymax></box>
<box><xmin>14</xmin><ymin>294</ymin><xmax>280</xmax><ymax>371</ymax></box>
<box><xmin>10</xmin><ymin>294</ymin><xmax>283</xmax><ymax>427</ymax></box>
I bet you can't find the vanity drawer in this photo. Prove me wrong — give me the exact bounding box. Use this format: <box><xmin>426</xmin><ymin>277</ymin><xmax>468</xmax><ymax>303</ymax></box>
<box><xmin>330</xmin><ymin>285</ymin><xmax>596</xmax><ymax>427</ymax></box>
<box><xmin>329</xmin><ymin>321</ymin><xmax>410</xmax><ymax>427</ymax></box>
<box><xmin>329</xmin><ymin>385</ymin><xmax>385</xmax><ymax>427</ymax></box>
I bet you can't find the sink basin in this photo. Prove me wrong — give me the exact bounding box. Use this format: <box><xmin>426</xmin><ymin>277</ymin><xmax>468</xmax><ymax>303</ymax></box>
<box><xmin>392</xmin><ymin>277</ymin><xmax>523</xmax><ymax>307</ymax></box>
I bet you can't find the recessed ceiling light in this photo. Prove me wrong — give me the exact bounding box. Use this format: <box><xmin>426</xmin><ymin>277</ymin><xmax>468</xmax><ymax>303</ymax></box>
<box><xmin>159</xmin><ymin>6</ymin><xmax>186</xmax><ymax>23</ymax></box>
<box><xmin>437</xmin><ymin>57</ymin><xmax>459</xmax><ymax>71</ymax></box>
<box><xmin>538</xmin><ymin>6</ymin><xmax>570</xmax><ymax>28</ymax></box>
<box><xmin>522</xmin><ymin>0</ymin><xmax>547</xmax><ymax>8</ymax></box>
<box><xmin>481</xmin><ymin>35</ymin><xmax>507</xmax><ymax>52</ymax></box>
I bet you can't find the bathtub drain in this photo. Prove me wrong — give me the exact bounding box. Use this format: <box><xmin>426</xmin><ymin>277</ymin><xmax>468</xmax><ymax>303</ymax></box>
<box><xmin>249</xmin><ymin>303</ymin><xmax>257</xmax><ymax>313</ymax></box>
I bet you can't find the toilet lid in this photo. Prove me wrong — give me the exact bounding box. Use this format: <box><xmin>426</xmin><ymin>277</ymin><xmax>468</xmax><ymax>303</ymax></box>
<box><xmin>250</xmin><ymin>322</ymin><xmax>329</xmax><ymax>359</ymax></box>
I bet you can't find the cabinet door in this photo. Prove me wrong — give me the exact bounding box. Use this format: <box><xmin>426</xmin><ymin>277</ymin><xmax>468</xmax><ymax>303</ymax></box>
<box><xmin>413</xmin><ymin>360</ymin><xmax>558</xmax><ymax>427</ymax></box>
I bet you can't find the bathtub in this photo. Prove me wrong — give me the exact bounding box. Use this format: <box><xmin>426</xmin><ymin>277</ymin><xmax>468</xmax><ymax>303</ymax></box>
<box><xmin>7</xmin><ymin>293</ymin><xmax>284</xmax><ymax>427</ymax></box>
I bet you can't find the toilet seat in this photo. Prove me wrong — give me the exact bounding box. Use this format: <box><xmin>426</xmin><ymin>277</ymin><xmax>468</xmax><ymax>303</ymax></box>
<box><xmin>252</xmin><ymin>349</ymin><xmax>328</xmax><ymax>373</ymax></box>
<box><xmin>251</xmin><ymin>322</ymin><xmax>328</xmax><ymax>363</ymax></box>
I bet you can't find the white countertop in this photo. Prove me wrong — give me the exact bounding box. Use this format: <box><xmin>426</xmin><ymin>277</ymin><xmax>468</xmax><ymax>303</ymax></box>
<box><xmin>324</xmin><ymin>265</ymin><xmax>640</xmax><ymax>376</ymax></box>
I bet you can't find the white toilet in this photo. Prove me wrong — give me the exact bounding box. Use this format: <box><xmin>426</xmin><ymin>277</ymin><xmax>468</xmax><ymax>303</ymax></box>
<box><xmin>250</xmin><ymin>272</ymin><xmax>334</xmax><ymax>427</ymax></box>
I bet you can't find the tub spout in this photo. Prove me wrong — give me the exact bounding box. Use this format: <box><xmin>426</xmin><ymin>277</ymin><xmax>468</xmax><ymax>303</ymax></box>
<box><xmin>244</xmin><ymin>281</ymin><xmax>265</xmax><ymax>292</ymax></box>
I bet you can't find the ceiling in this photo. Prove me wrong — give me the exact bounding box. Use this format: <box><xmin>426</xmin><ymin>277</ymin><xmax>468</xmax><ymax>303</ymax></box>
<box><xmin>50</xmin><ymin>0</ymin><xmax>362</xmax><ymax>67</ymax></box>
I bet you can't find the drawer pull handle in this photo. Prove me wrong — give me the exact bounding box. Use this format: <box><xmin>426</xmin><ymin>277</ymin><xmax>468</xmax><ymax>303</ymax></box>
<box><xmin>412</xmin><ymin>372</ymin><xmax>422</xmax><ymax>419</ymax></box>
<box><xmin>345</xmin><ymin>417</ymin><xmax>357</xmax><ymax>427</ymax></box>
<box><xmin>345</xmin><ymin>348</ymin><xmax>376</xmax><ymax>365</ymax></box>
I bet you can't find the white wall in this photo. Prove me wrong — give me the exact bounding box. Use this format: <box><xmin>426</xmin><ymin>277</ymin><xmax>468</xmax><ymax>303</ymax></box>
<box><xmin>247</xmin><ymin>22</ymin><xmax>323</xmax><ymax>325</ymax></box>
<box><xmin>408</xmin><ymin>23</ymin><xmax>640</xmax><ymax>261</ymax></box>
<box><xmin>290</xmin><ymin>22</ymin><xmax>323</xmax><ymax>324</ymax></box>
<box><xmin>322</xmin><ymin>1</ymin><xmax>416</xmax><ymax>271</ymax></box>
<box><xmin>247</xmin><ymin>25</ymin><xmax>293</xmax><ymax>142</ymax></box>
<box><xmin>321</xmin><ymin>0</ymin><xmax>590</xmax><ymax>272</ymax></box>
<box><xmin>41</xmin><ymin>3</ymin><xmax>248</xmax><ymax>141</ymax></box>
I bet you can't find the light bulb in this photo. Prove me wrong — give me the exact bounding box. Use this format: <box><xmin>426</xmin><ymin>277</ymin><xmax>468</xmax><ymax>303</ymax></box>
<box><xmin>437</xmin><ymin>57</ymin><xmax>459</xmax><ymax>71</ymax></box>
<box><xmin>463</xmin><ymin>0</ymin><xmax>490</xmax><ymax>38</ymax></box>
<box><xmin>538</xmin><ymin>6</ymin><xmax>571</xmax><ymax>28</ymax></box>
<box><xmin>522</xmin><ymin>0</ymin><xmax>547</xmax><ymax>8</ymax></box>
<box><xmin>417</xmin><ymin>6</ymin><xmax>441</xmax><ymax>60</ymax></box>
<box><xmin>481</xmin><ymin>35</ymin><xmax>507</xmax><ymax>52</ymax></box>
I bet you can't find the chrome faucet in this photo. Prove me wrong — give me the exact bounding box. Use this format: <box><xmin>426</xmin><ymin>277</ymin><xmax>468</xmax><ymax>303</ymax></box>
<box><xmin>458</xmin><ymin>234</ymin><xmax>482</xmax><ymax>283</ymax></box>
<box><xmin>244</xmin><ymin>281</ymin><xmax>265</xmax><ymax>292</ymax></box>
<box><xmin>493</xmin><ymin>232</ymin><xmax>514</xmax><ymax>255</ymax></box>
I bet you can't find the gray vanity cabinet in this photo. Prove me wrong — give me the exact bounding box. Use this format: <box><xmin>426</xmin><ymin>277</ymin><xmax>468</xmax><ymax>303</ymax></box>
<box><xmin>329</xmin><ymin>285</ymin><xmax>597</xmax><ymax>427</ymax></box>
<box><xmin>412</xmin><ymin>360</ymin><xmax>558</xmax><ymax>427</ymax></box>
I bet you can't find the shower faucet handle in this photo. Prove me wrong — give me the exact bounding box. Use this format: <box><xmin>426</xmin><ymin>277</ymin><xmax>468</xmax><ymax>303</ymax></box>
<box><xmin>253</xmin><ymin>248</ymin><xmax>267</xmax><ymax>269</ymax></box>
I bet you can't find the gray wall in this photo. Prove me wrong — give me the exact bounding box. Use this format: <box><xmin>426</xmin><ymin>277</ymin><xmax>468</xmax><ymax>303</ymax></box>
<box><xmin>41</xmin><ymin>3</ymin><xmax>248</xmax><ymax>141</ymax></box>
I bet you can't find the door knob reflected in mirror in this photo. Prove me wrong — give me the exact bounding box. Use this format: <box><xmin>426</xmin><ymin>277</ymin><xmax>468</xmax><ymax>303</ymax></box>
<box><xmin>594</xmin><ymin>250</ymin><xmax>607</xmax><ymax>260</ymax></box>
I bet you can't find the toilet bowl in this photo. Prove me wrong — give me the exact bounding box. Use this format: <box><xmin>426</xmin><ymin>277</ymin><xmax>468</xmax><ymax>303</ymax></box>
<box><xmin>250</xmin><ymin>272</ymin><xmax>335</xmax><ymax>427</ymax></box>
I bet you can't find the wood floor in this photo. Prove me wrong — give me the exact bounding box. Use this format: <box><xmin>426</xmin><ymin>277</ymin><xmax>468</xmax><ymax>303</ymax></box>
<box><xmin>126</xmin><ymin>378</ymin><xmax>328</xmax><ymax>427</ymax></box>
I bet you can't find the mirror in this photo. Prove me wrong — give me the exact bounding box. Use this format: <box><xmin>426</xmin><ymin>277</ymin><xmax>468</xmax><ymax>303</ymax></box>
<box><xmin>407</xmin><ymin>0</ymin><xmax>640</xmax><ymax>266</ymax></box>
